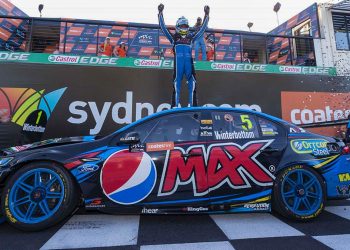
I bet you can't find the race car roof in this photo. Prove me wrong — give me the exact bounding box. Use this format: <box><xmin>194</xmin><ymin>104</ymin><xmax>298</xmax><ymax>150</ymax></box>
<box><xmin>115</xmin><ymin>107</ymin><xmax>290</xmax><ymax>134</ymax></box>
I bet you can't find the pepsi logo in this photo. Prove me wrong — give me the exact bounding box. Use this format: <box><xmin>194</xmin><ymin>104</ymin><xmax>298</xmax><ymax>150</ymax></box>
<box><xmin>101</xmin><ymin>149</ymin><xmax>157</xmax><ymax>205</ymax></box>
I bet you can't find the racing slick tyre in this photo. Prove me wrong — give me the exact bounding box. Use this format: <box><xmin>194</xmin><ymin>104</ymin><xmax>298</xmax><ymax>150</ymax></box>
<box><xmin>1</xmin><ymin>161</ymin><xmax>79</xmax><ymax>231</ymax></box>
<box><xmin>273</xmin><ymin>165</ymin><xmax>326</xmax><ymax>221</ymax></box>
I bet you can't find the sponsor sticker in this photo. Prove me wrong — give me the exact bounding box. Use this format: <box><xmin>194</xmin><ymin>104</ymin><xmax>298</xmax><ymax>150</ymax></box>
<box><xmin>224</xmin><ymin>114</ymin><xmax>233</xmax><ymax>122</ymax></box>
<box><xmin>201</xmin><ymin>119</ymin><xmax>213</xmax><ymax>125</ymax></box>
<box><xmin>130</xmin><ymin>143</ymin><xmax>145</xmax><ymax>152</ymax></box>
<box><xmin>48</xmin><ymin>55</ymin><xmax>80</xmax><ymax>63</ymax></box>
<box><xmin>279</xmin><ymin>66</ymin><xmax>302</xmax><ymax>74</ymax></box>
<box><xmin>141</xmin><ymin>208</ymin><xmax>159</xmax><ymax>214</ymax></box>
<box><xmin>200</xmin><ymin>131</ymin><xmax>213</xmax><ymax>137</ymax></box>
<box><xmin>78</xmin><ymin>164</ymin><xmax>99</xmax><ymax>173</ymax></box>
<box><xmin>243</xmin><ymin>203</ymin><xmax>270</xmax><ymax>211</ymax></box>
<box><xmin>134</xmin><ymin>59</ymin><xmax>161</xmax><ymax>67</ymax></box>
<box><xmin>186</xmin><ymin>207</ymin><xmax>209</xmax><ymax>212</ymax></box>
<box><xmin>337</xmin><ymin>185</ymin><xmax>350</xmax><ymax>195</ymax></box>
<box><xmin>290</xmin><ymin>139</ymin><xmax>328</xmax><ymax>154</ymax></box>
<box><xmin>86</xmin><ymin>198</ymin><xmax>105</xmax><ymax>208</ymax></box>
<box><xmin>158</xmin><ymin>140</ymin><xmax>275</xmax><ymax>197</ymax></box>
<box><xmin>214</xmin><ymin>130</ymin><xmax>255</xmax><ymax>140</ymax></box>
<box><xmin>146</xmin><ymin>142</ymin><xmax>174</xmax><ymax>152</ymax></box>
<box><xmin>200</xmin><ymin>125</ymin><xmax>212</xmax><ymax>130</ymax></box>
<box><xmin>338</xmin><ymin>173</ymin><xmax>350</xmax><ymax>182</ymax></box>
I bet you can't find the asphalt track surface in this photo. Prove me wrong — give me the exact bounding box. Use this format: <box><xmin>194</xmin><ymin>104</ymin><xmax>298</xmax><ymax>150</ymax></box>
<box><xmin>0</xmin><ymin>199</ymin><xmax>349</xmax><ymax>250</ymax></box>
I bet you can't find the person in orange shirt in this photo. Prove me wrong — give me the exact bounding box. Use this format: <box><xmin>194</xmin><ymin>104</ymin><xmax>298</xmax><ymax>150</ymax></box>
<box><xmin>114</xmin><ymin>42</ymin><xmax>127</xmax><ymax>57</ymax></box>
<box><xmin>206</xmin><ymin>44</ymin><xmax>214</xmax><ymax>61</ymax></box>
<box><xmin>99</xmin><ymin>37</ymin><xmax>113</xmax><ymax>57</ymax></box>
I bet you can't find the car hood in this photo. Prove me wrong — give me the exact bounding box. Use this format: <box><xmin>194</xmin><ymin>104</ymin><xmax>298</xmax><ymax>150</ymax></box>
<box><xmin>0</xmin><ymin>136</ymin><xmax>96</xmax><ymax>156</ymax></box>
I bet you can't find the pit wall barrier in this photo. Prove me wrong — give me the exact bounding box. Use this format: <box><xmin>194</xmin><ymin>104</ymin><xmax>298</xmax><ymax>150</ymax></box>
<box><xmin>0</xmin><ymin>53</ymin><xmax>348</xmax><ymax>148</ymax></box>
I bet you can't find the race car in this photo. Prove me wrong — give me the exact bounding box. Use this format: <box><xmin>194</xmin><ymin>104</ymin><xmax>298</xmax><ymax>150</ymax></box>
<box><xmin>1</xmin><ymin>107</ymin><xmax>349</xmax><ymax>231</ymax></box>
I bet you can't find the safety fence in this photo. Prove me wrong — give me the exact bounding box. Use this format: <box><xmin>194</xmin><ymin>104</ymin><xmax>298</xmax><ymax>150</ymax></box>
<box><xmin>0</xmin><ymin>15</ymin><xmax>316</xmax><ymax>66</ymax></box>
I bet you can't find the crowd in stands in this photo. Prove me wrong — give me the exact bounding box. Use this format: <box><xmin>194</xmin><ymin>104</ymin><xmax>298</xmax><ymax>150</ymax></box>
<box><xmin>47</xmin><ymin>18</ymin><xmax>253</xmax><ymax>63</ymax></box>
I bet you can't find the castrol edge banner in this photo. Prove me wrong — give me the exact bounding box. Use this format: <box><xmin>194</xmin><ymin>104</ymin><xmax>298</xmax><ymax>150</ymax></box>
<box><xmin>281</xmin><ymin>91</ymin><xmax>350</xmax><ymax>137</ymax></box>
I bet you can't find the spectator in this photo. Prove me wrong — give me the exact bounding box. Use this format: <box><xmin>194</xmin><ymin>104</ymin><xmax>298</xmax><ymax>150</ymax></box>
<box><xmin>345</xmin><ymin>114</ymin><xmax>350</xmax><ymax>143</ymax></box>
<box><xmin>205</xmin><ymin>34</ymin><xmax>215</xmax><ymax>61</ymax></box>
<box><xmin>193</xmin><ymin>17</ymin><xmax>207</xmax><ymax>61</ymax></box>
<box><xmin>206</xmin><ymin>44</ymin><xmax>214</xmax><ymax>61</ymax></box>
<box><xmin>53</xmin><ymin>43</ymin><xmax>60</xmax><ymax>54</ymax></box>
<box><xmin>243</xmin><ymin>52</ymin><xmax>251</xmax><ymax>63</ymax></box>
<box><xmin>0</xmin><ymin>109</ymin><xmax>10</xmax><ymax>123</ymax></box>
<box><xmin>114</xmin><ymin>42</ymin><xmax>127</xmax><ymax>57</ymax></box>
<box><xmin>99</xmin><ymin>37</ymin><xmax>113</xmax><ymax>57</ymax></box>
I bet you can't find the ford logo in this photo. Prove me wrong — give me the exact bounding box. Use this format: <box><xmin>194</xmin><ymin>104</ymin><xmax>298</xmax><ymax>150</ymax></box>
<box><xmin>78</xmin><ymin>164</ymin><xmax>99</xmax><ymax>173</ymax></box>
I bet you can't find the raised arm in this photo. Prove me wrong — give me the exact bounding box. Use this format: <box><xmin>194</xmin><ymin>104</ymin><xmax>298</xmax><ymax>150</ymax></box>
<box><xmin>193</xmin><ymin>5</ymin><xmax>210</xmax><ymax>41</ymax></box>
<box><xmin>158</xmin><ymin>4</ymin><xmax>174</xmax><ymax>44</ymax></box>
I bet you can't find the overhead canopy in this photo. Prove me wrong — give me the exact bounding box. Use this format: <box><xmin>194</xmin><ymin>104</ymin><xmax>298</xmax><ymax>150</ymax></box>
<box><xmin>331</xmin><ymin>0</ymin><xmax>350</xmax><ymax>11</ymax></box>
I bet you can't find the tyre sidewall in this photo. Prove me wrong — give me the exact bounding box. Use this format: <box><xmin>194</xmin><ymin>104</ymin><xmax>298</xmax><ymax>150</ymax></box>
<box><xmin>273</xmin><ymin>165</ymin><xmax>326</xmax><ymax>221</ymax></box>
<box><xmin>1</xmin><ymin>162</ymin><xmax>78</xmax><ymax>231</ymax></box>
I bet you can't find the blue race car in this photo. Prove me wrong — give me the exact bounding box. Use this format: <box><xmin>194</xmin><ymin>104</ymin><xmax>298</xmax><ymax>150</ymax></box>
<box><xmin>1</xmin><ymin>107</ymin><xmax>349</xmax><ymax>231</ymax></box>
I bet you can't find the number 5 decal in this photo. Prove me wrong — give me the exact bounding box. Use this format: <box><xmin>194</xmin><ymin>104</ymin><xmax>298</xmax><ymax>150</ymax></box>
<box><xmin>240</xmin><ymin>115</ymin><xmax>253</xmax><ymax>131</ymax></box>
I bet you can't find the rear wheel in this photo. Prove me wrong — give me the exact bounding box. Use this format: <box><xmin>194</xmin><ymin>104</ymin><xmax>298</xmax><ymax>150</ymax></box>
<box><xmin>1</xmin><ymin>162</ymin><xmax>79</xmax><ymax>231</ymax></box>
<box><xmin>273</xmin><ymin>165</ymin><xmax>326</xmax><ymax>221</ymax></box>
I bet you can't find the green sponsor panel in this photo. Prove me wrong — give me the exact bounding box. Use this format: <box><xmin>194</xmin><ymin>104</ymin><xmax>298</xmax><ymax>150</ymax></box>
<box><xmin>0</xmin><ymin>51</ymin><xmax>337</xmax><ymax>76</ymax></box>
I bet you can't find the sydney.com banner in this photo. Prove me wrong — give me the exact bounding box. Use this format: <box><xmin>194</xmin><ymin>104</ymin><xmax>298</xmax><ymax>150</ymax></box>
<box><xmin>0</xmin><ymin>56</ymin><xmax>348</xmax><ymax>148</ymax></box>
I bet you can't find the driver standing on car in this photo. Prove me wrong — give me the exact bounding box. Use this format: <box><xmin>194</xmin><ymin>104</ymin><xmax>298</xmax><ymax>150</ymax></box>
<box><xmin>158</xmin><ymin>3</ymin><xmax>209</xmax><ymax>108</ymax></box>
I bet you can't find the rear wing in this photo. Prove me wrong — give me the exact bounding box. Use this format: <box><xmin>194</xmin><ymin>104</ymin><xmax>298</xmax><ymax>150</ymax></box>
<box><xmin>298</xmin><ymin>118</ymin><xmax>349</xmax><ymax>144</ymax></box>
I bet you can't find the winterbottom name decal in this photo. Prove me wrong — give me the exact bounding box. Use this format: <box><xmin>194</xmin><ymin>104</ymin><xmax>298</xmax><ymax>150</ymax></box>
<box><xmin>214</xmin><ymin>130</ymin><xmax>255</xmax><ymax>140</ymax></box>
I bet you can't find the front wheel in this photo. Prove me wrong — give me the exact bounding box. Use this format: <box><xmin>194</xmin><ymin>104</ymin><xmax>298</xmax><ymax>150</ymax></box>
<box><xmin>1</xmin><ymin>162</ymin><xmax>79</xmax><ymax>231</ymax></box>
<box><xmin>273</xmin><ymin>165</ymin><xmax>326</xmax><ymax>221</ymax></box>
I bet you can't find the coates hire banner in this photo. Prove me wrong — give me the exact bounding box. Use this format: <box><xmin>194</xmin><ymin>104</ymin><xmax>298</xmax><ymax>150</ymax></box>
<box><xmin>0</xmin><ymin>52</ymin><xmax>336</xmax><ymax>76</ymax></box>
<box><xmin>0</xmin><ymin>58</ymin><xmax>348</xmax><ymax>148</ymax></box>
<box><xmin>281</xmin><ymin>92</ymin><xmax>350</xmax><ymax>137</ymax></box>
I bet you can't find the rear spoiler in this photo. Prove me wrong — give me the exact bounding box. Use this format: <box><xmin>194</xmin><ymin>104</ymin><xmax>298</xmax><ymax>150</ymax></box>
<box><xmin>299</xmin><ymin>119</ymin><xmax>348</xmax><ymax>128</ymax></box>
<box><xmin>298</xmin><ymin>119</ymin><xmax>349</xmax><ymax>143</ymax></box>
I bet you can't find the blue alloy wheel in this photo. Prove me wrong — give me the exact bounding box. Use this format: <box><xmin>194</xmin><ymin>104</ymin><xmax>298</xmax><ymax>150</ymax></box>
<box><xmin>1</xmin><ymin>162</ymin><xmax>79</xmax><ymax>231</ymax></box>
<box><xmin>9</xmin><ymin>168</ymin><xmax>65</xmax><ymax>224</ymax></box>
<box><xmin>281</xmin><ymin>169</ymin><xmax>322</xmax><ymax>216</ymax></box>
<box><xmin>273</xmin><ymin>165</ymin><xmax>325</xmax><ymax>221</ymax></box>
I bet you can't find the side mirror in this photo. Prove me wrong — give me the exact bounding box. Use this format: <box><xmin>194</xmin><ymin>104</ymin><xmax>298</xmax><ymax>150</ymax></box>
<box><xmin>119</xmin><ymin>132</ymin><xmax>140</xmax><ymax>144</ymax></box>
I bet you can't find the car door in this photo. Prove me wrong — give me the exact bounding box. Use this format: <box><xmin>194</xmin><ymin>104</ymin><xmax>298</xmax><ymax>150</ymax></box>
<box><xmin>207</xmin><ymin>110</ymin><xmax>285</xmax><ymax>209</ymax></box>
<box><xmin>104</xmin><ymin>111</ymin><xmax>209</xmax><ymax>210</ymax></box>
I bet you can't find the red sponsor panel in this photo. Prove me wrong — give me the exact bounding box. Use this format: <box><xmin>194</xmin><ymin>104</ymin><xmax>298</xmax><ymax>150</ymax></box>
<box><xmin>286</xmin><ymin>16</ymin><xmax>298</xmax><ymax>29</ymax></box>
<box><xmin>218</xmin><ymin>36</ymin><xmax>232</xmax><ymax>45</ymax></box>
<box><xmin>6</xmin><ymin>18</ymin><xmax>22</xmax><ymax>27</ymax></box>
<box><xmin>277</xmin><ymin>55</ymin><xmax>288</xmax><ymax>65</ymax></box>
<box><xmin>281</xmin><ymin>91</ymin><xmax>350</xmax><ymax>137</ymax></box>
<box><xmin>67</xmin><ymin>27</ymin><xmax>84</xmax><ymax>36</ymax></box>
<box><xmin>63</xmin><ymin>43</ymin><xmax>74</xmax><ymax>53</ymax></box>
<box><xmin>138</xmin><ymin>47</ymin><xmax>154</xmax><ymax>56</ymax></box>
<box><xmin>98</xmin><ymin>28</ymin><xmax>112</xmax><ymax>38</ymax></box>
<box><xmin>126</xmin><ymin>30</ymin><xmax>137</xmax><ymax>39</ymax></box>
<box><xmin>281</xmin><ymin>38</ymin><xmax>289</xmax><ymax>47</ymax></box>
<box><xmin>215</xmin><ymin>51</ymin><xmax>225</xmax><ymax>61</ymax></box>
<box><xmin>234</xmin><ymin>53</ymin><xmax>242</xmax><ymax>61</ymax></box>
<box><xmin>159</xmin><ymin>36</ymin><xmax>171</xmax><ymax>45</ymax></box>
<box><xmin>0</xmin><ymin>27</ymin><xmax>11</xmax><ymax>40</ymax></box>
<box><xmin>0</xmin><ymin>0</ymin><xmax>14</xmax><ymax>12</ymax></box>
<box><xmin>85</xmin><ymin>44</ymin><xmax>97</xmax><ymax>54</ymax></box>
